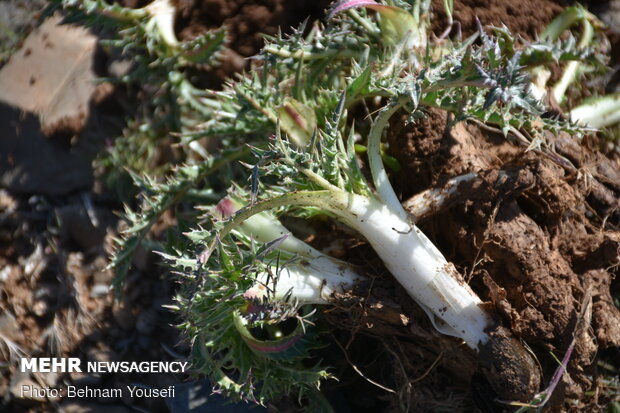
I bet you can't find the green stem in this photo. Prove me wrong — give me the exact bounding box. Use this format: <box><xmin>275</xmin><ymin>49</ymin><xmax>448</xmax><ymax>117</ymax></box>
<box><xmin>540</xmin><ymin>6</ymin><xmax>589</xmax><ymax>42</ymax></box>
<box><xmin>347</xmin><ymin>9</ymin><xmax>381</xmax><ymax>39</ymax></box>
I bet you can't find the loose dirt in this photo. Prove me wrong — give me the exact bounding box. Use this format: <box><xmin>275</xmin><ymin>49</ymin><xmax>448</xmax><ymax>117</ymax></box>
<box><xmin>1</xmin><ymin>0</ymin><xmax>618</xmax><ymax>412</ymax></box>
<box><xmin>431</xmin><ymin>0</ymin><xmax>565</xmax><ymax>39</ymax></box>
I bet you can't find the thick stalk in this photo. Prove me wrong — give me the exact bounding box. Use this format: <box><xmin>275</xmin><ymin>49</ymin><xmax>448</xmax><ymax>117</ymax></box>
<box><xmin>244</xmin><ymin>258</ymin><xmax>362</xmax><ymax>305</ymax></box>
<box><xmin>316</xmin><ymin>190</ymin><xmax>491</xmax><ymax>349</ymax></box>
<box><xmin>215</xmin><ymin>198</ymin><xmax>363</xmax><ymax>305</ymax></box>
<box><xmin>216</xmin><ymin>190</ymin><xmax>492</xmax><ymax>350</ymax></box>
<box><xmin>363</xmin><ymin>97</ymin><xmax>540</xmax><ymax>398</ymax></box>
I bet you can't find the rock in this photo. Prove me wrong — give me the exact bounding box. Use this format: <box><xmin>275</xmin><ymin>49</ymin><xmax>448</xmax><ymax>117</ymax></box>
<box><xmin>0</xmin><ymin>266</ymin><xmax>11</xmax><ymax>282</ymax></box>
<box><xmin>90</xmin><ymin>284</ymin><xmax>110</xmax><ymax>298</ymax></box>
<box><xmin>0</xmin><ymin>189</ymin><xmax>17</xmax><ymax>212</ymax></box>
<box><xmin>0</xmin><ymin>14</ymin><xmax>99</xmax><ymax>135</ymax></box>
<box><xmin>0</xmin><ymin>15</ymin><xmax>119</xmax><ymax>196</ymax></box>
<box><xmin>32</xmin><ymin>300</ymin><xmax>50</xmax><ymax>318</ymax></box>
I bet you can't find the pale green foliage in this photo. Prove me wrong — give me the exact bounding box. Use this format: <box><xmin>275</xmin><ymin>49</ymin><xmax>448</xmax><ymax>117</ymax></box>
<box><xmin>166</xmin><ymin>242</ymin><xmax>329</xmax><ymax>405</ymax></box>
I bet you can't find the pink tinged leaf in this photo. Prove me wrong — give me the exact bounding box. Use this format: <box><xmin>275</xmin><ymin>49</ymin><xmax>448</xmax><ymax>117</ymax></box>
<box><xmin>276</xmin><ymin>98</ymin><xmax>317</xmax><ymax>147</ymax></box>
<box><xmin>215</xmin><ymin>197</ymin><xmax>241</xmax><ymax>219</ymax></box>
<box><xmin>328</xmin><ymin>0</ymin><xmax>379</xmax><ymax>20</ymax></box>
<box><xmin>283</xmin><ymin>104</ymin><xmax>306</xmax><ymax>130</ymax></box>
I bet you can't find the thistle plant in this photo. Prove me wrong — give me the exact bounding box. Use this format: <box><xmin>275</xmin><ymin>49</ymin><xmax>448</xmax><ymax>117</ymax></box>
<box><xmin>55</xmin><ymin>0</ymin><xmax>614</xmax><ymax>408</ymax></box>
<box><xmin>153</xmin><ymin>0</ymin><xmax>612</xmax><ymax>407</ymax></box>
<box><xmin>525</xmin><ymin>5</ymin><xmax>620</xmax><ymax>137</ymax></box>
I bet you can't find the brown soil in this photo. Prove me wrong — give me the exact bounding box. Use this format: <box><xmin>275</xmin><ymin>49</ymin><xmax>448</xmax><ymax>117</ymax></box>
<box><xmin>376</xmin><ymin>102</ymin><xmax>620</xmax><ymax>410</ymax></box>
<box><xmin>431</xmin><ymin>0</ymin><xmax>567</xmax><ymax>39</ymax></box>
<box><xmin>173</xmin><ymin>0</ymin><xmax>332</xmax><ymax>86</ymax></box>
<box><xmin>173</xmin><ymin>0</ymin><xmax>332</xmax><ymax>57</ymax></box>
<box><xmin>321</xmin><ymin>3</ymin><xmax>620</xmax><ymax>406</ymax></box>
<box><xmin>2</xmin><ymin>0</ymin><xmax>619</xmax><ymax>412</ymax></box>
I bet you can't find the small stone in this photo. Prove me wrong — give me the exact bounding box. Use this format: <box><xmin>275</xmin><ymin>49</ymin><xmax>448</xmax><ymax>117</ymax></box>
<box><xmin>0</xmin><ymin>266</ymin><xmax>11</xmax><ymax>282</ymax></box>
<box><xmin>90</xmin><ymin>284</ymin><xmax>110</xmax><ymax>298</ymax></box>
<box><xmin>32</xmin><ymin>299</ymin><xmax>50</xmax><ymax>317</ymax></box>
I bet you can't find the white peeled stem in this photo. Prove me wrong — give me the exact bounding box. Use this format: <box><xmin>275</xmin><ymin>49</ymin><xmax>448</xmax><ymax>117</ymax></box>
<box><xmin>570</xmin><ymin>92</ymin><xmax>620</xmax><ymax>129</ymax></box>
<box><xmin>551</xmin><ymin>18</ymin><xmax>594</xmax><ymax>105</ymax></box>
<box><xmin>216</xmin><ymin>198</ymin><xmax>364</xmax><ymax>305</ymax></box>
<box><xmin>312</xmin><ymin>190</ymin><xmax>491</xmax><ymax>350</ymax></box>
<box><xmin>244</xmin><ymin>256</ymin><xmax>361</xmax><ymax>305</ymax></box>
<box><xmin>216</xmin><ymin>198</ymin><xmax>327</xmax><ymax>258</ymax></box>
<box><xmin>364</xmin><ymin>99</ymin><xmax>490</xmax><ymax>348</ymax></box>
<box><xmin>239</xmin><ymin>211</ymin><xmax>364</xmax><ymax>305</ymax></box>
<box><xmin>528</xmin><ymin>68</ymin><xmax>551</xmax><ymax>102</ymax></box>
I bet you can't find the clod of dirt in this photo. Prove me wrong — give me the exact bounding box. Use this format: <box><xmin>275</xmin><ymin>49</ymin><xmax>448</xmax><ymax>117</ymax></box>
<box><xmin>384</xmin><ymin>108</ymin><xmax>620</xmax><ymax>409</ymax></box>
<box><xmin>478</xmin><ymin>325</ymin><xmax>541</xmax><ymax>402</ymax></box>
